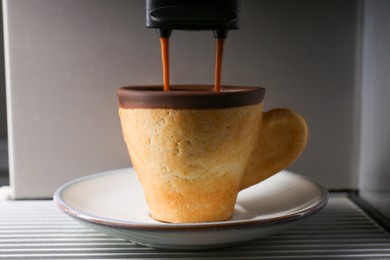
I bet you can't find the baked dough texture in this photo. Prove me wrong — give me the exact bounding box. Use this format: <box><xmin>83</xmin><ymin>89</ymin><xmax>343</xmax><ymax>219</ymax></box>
<box><xmin>118</xmin><ymin>103</ymin><xmax>308</xmax><ymax>223</ymax></box>
<box><xmin>119</xmin><ymin>104</ymin><xmax>262</xmax><ymax>223</ymax></box>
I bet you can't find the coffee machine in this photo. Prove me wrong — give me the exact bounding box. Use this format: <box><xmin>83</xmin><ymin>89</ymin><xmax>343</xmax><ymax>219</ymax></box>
<box><xmin>1</xmin><ymin>0</ymin><xmax>390</xmax><ymax>257</ymax></box>
<box><xmin>1</xmin><ymin>0</ymin><xmax>390</xmax><ymax>234</ymax></box>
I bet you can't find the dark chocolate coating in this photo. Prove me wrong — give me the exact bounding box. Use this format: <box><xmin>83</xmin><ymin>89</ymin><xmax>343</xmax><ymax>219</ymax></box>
<box><xmin>117</xmin><ymin>85</ymin><xmax>265</xmax><ymax>109</ymax></box>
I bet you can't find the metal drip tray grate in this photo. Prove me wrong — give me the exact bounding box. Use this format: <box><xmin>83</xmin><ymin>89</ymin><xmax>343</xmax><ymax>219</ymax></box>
<box><xmin>0</xmin><ymin>194</ymin><xmax>390</xmax><ymax>259</ymax></box>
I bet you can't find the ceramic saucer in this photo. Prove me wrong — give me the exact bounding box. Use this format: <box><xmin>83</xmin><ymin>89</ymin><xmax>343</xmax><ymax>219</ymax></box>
<box><xmin>53</xmin><ymin>168</ymin><xmax>328</xmax><ymax>250</ymax></box>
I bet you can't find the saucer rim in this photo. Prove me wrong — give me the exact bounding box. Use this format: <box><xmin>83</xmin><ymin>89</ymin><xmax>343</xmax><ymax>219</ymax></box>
<box><xmin>53</xmin><ymin>168</ymin><xmax>328</xmax><ymax>231</ymax></box>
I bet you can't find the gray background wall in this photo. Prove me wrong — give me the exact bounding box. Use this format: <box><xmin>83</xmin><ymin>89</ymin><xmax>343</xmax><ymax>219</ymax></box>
<box><xmin>358</xmin><ymin>0</ymin><xmax>390</xmax><ymax>218</ymax></box>
<box><xmin>359</xmin><ymin>0</ymin><xmax>390</xmax><ymax>192</ymax></box>
<box><xmin>0</xmin><ymin>2</ymin><xmax>5</xmax><ymax>140</ymax></box>
<box><xmin>3</xmin><ymin>0</ymin><xmax>361</xmax><ymax>198</ymax></box>
<box><xmin>0</xmin><ymin>1</ymin><xmax>8</xmax><ymax>185</ymax></box>
<box><xmin>0</xmin><ymin>35</ymin><xmax>4</xmax><ymax>142</ymax></box>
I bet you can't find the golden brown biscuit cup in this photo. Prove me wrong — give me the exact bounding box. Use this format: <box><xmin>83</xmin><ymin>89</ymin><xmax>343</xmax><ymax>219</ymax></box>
<box><xmin>117</xmin><ymin>85</ymin><xmax>308</xmax><ymax>223</ymax></box>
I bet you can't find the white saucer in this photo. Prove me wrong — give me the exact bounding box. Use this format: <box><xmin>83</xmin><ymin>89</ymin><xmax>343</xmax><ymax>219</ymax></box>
<box><xmin>54</xmin><ymin>168</ymin><xmax>328</xmax><ymax>250</ymax></box>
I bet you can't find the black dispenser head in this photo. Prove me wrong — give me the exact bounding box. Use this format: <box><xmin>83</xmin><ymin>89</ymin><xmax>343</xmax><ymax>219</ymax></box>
<box><xmin>146</xmin><ymin>0</ymin><xmax>240</xmax><ymax>38</ymax></box>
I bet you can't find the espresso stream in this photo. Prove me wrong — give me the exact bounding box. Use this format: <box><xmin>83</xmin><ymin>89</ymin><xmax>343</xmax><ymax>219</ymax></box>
<box><xmin>160</xmin><ymin>37</ymin><xmax>170</xmax><ymax>91</ymax></box>
<box><xmin>159</xmin><ymin>37</ymin><xmax>225</xmax><ymax>92</ymax></box>
<box><xmin>214</xmin><ymin>38</ymin><xmax>224</xmax><ymax>92</ymax></box>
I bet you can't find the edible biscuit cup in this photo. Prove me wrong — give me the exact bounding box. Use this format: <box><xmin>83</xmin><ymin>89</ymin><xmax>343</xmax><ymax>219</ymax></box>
<box><xmin>117</xmin><ymin>85</ymin><xmax>308</xmax><ymax>223</ymax></box>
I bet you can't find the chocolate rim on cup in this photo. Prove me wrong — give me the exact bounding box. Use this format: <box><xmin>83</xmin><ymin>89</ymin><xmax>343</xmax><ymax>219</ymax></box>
<box><xmin>117</xmin><ymin>85</ymin><xmax>265</xmax><ymax>109</ymax></box>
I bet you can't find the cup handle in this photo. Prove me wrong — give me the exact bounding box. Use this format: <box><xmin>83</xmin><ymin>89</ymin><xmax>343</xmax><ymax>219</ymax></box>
<box><xmin>240</xmin><ymin>108</ymin><xmax>308</xmax><ymax>191</ymax></box>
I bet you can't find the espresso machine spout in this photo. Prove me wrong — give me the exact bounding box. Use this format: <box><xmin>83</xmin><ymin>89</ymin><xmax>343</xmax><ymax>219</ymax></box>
<box><xmin>145</xmin><ymin>0</ymin><xmax>240</xmax><ymax>39</ymax></box>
